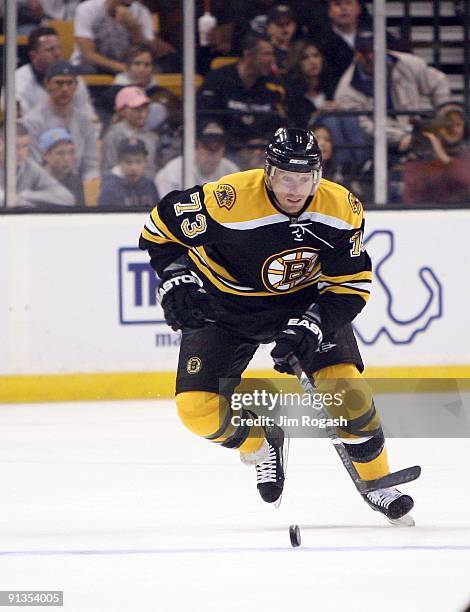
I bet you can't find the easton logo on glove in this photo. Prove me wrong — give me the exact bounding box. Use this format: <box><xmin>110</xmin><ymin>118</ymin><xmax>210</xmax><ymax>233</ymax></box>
<box><xmin>286</xmin><ymin>317</ymin><xmax>323</xmax><ymax>341</ymax></box>
<box><xmin>157</xmin><ymin>272</ymin><xmax>201</xmax><ymax>302</ymax></box>
<box><xmin>271</xmin><ymin>305</ymin><xmax>324</xmax><ymax>375</ymax></box>
<box><xmin>157</xmin><ymin>267</ymin><xmax>215</xmax><ymax>331</ymax></box>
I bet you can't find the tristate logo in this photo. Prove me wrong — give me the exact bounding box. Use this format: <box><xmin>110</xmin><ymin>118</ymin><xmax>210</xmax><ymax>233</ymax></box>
<box><xmin>261</xmin><ymin>247</ymin><xmax>320</xmax><ymax>293</ymax></box>
<box><xmin>214</xmin><ymin>184</ymin><xmax>236</xmax><ymax>210</ymax></box>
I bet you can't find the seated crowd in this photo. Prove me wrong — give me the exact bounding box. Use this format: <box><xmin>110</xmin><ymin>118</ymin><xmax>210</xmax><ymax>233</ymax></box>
<box><xmin>1</xmin><ymin>0</ymin><xmax>469</xmax><ymax>208</ymax></box>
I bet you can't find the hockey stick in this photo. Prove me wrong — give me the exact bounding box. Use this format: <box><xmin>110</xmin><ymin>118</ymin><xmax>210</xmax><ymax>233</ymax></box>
<box><xmin>287</xmin><ymin>355</ymin><xmax>421</xmax><ymax>494</ymax></box>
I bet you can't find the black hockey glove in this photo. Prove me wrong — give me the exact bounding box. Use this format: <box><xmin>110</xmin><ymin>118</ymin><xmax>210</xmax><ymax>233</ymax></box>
<box><xmin>157</xmin><ymin>266</ymin><xmax>216</xmax><ymax>331</ymax></box>
<box><xmin>271</xmin><ymin>304</ymin><xmax>323</xmax><ymax>375</ymax></box>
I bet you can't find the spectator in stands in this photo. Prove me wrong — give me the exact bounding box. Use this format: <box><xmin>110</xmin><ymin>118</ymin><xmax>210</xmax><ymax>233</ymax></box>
<box><xmin>38</xmin><ymin>0</ymin><xmax>80</xmax><ymax>20</ymax></box>
<box><xmin>265</xmin><ymin>4</ymin><xmax>298</xmax><ymax>73</ymax></box>
<box><xmin>305</xmin><ymin>0</ymin><xmax>401</xmax><ymax>90</ymax></box>
<box><xmin>98</xmin><ymin>137</ymin><xmax>158</xmax><ymax>207</ymax></box>
<box><xmin>284</xmin><ymin>39</ymin><xmax>337</xmax><ymax>129</ymax></box>
<box><xmin>155</xmin><ymin>120</ymin><xmax>239</xmax><ymax>198</ymax></box>
<box><xmin>197</xmin><ymin>31</ymin><xmax>285</xmax><ymax>145</ymax></box>
<box><xmin>403</xmin><ymin>103</ymin><xmax>470</xmax><ymax>204</ymax></box>
<box><xmin>238</xmin><ymin>0</ymin><xmax>283</xmax><ymax>38</ymax></box>
<box><xmin>39</xmin><ymin>127</ymin><xmax>85</xmax><ymax>206</ymax></box>
<box><xmin>306</xmin><ymin>0</ymin><xmax>365</xmax><ymax>89</ymax></box>
<box><xmin>312</xmin><ymin>124</ymin><xmax>344</xmax><ymax>184</ymax></box>
<box><xmin>284</xmin><ymin>38</ymin><xmax>366</xmax><ymax>167</ymax></box>
<box><xmin>0</xmin><ymin>123</ymin><xmax>74</xmax><ymax>208</ymax></box>
<box><xmin>335</xmin><ymin>31</ymin><xmax>451</xmax><ymax>153</ymax></box>
<box><xmin>148</xmin><ymin>1</ymin><xmax>245</xmax><ymax>73</ymax></box>
<box><xmin>0</xmin><ymin>1</ymin><xmax>43</xmax><ymax>36</ymax></box>
<box><xmin>111</xmin><ymin>43</ymin><xmax>181</xmax><ymax>132</ymax></box>
<box><xmin>21</xmin><ymin>61</ymin><xmax>99</xmax><ymax>181</ymax></box>
<box><xmin>3</xmin><ymin>26</ymin><xmax>94</xmax><ymax>118</ymax></box>
<box><xmin>101</xmin><ymin>86</ymin><xmax>159</xmax><ymax>178</ymax></box>
<box><xmin>71</xmin><ymin>0</ymin><xmax>157</xmax><ymax>74</ymax></box>
<box><xmin>234</xmin><ymin>136</ymin><xmax>267</xmax><ymax>170</ymax></box>
<box><xmin>114</xmin><ymin>42</ymin><xmax>158</xmax><ymax>89</ymax></box>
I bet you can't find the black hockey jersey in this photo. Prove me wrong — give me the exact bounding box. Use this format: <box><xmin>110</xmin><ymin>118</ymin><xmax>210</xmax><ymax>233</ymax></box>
<box><xmin>139</xmin><ymin>169</ymin><xmax>372</xmax><ymax>334</ymax></box>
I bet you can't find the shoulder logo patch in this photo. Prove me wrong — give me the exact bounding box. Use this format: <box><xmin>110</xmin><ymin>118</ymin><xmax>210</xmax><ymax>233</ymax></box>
<box><xmin>214</xmin><ymin>184</ymin><xmax>236</xmax><ymax>210</ymax></box>
<box><xmin>348</xmin><ymin>192</ymin><xmax>362</xmax><ymax>215</ymax></box>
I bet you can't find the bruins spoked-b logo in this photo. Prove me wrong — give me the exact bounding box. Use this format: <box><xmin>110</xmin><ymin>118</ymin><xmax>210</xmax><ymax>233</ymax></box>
<box><xmin>214</xmin><ymin>184</ymin><xmax>236</xmax><ymax>210</ymax></box>
<box><xmin>348</xmin><ymin>191</ymin><xmax>362</xmax><ymax>215</ymax></box>
<box><xmin>186</xmin><ymin>356</ymin><xmax>202</xmax><ymax>374</ymax></box>
<box><xmin>261</xmin><ymin>248</ymin><xmax>320</xmax><ymax>293</ymax></box>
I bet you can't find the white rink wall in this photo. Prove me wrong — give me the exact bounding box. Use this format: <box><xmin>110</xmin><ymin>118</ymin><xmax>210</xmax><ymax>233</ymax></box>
<box><xmin>0</xmin><ymin>209</ymin><xmax>468</xmax><ymax>377</ymax></box>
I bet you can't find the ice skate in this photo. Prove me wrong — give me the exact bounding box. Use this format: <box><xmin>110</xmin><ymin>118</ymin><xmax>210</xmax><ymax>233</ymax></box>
<box><xmin>240</xmin><ymin>424</ymin><xmax>287</xmax><ymax>505</ymax></box>
<box><xmin>363</xmin><ymin>486</ymin><xmax>415</xmax><ymax>526</ymax></box>
<box><xmin>255</xmin><ymin>424</ymin><xmax>287</xmax><ymax>505</ymax></box>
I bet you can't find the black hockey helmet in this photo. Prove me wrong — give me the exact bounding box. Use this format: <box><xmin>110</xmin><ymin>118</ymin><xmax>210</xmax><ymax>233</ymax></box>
<box><xmin>265</xmin><ymin>127</ymin><xmax>322</xmax><ymax>173</ymax></box>
<box><xmin>264</xmin><ymin>127</ymin><xmax>323</xmax><ymax>200</ymax></box>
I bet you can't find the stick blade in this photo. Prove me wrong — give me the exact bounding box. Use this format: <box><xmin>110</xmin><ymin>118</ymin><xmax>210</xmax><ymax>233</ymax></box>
<box><xmin>358</xmin><ymin>465</ymin><xmax>421</xmax><ymax>494</ymax></box>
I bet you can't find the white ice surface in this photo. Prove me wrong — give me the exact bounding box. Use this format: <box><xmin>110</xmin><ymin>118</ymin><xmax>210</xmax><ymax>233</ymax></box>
<box><xmin>0</xmin><ymin>399</ymin><xmax>469</xmax><ymax>612</ymax></box>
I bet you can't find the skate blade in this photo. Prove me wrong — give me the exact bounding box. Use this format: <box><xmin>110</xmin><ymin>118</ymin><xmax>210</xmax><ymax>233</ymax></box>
<box><xmin>273</xmin><ymin>433</ymin><xmax>290</xmax><ymax>510</ymax></box>
<box><xmin>386</xmin><ymin>513</ymin><xmax>415</xmax><ymax>527</ymax></box>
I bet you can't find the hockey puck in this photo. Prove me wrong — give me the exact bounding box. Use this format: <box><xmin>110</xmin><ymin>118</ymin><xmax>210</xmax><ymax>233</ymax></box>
<box><xmin>289</xmin><ymin>524</ymin><xmax>301</xmax><ymax>547</ymax></box>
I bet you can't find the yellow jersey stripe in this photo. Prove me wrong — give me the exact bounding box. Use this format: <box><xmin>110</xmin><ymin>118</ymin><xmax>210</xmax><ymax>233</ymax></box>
<box><xmin>189</xmin><ymin>251</ymin><xmax>271</xmax><ymax>296</ymax></box>
<box><xmin>141</xmin><ymin>227</ymin><xmax>173</xmax><ymax>245</ymax></box>
<box><xmin>150</xmin><ymin>207</ymin><xmax>186</xmax><ymax>246</ymax></box>
<box><xmin>319</xmin><ymin>270</ymin><xmax>373</xmax><ymax>283</ymax></box>
<box><xmin>319</xmin><ymin>285</ymin><xmax>370</xmax><ymax>299</ymax></box>
<box><xmin>192</xmin><ymin>246</ymin><xmax>239</xmax><ymax>282</ymax></box>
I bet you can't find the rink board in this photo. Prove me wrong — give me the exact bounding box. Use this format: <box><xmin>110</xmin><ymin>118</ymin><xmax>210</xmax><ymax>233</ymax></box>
<box><xmin>0</xmin><ymin>210</ymin><xmax>469</xmax><ymax>400</ymax></box>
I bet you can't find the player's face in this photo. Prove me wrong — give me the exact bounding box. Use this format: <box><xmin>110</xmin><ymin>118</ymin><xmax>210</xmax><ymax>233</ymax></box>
<box><xmin>128</xmin><ymin>52</ymin><xmax>154</xmax><ymax>87</ymax></box>
<box><xmin>300</xmin><ymin>45</ymin><xmax>323</xmax><ymax>78</ymax></box>
<box><xmin>270</xmin><ymin>169</ymin><xmax>315</xmax><ymax>214</ymax></box>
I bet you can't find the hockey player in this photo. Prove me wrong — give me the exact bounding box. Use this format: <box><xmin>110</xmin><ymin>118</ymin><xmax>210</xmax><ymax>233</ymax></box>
<box><xmin>139</xmin><ymin>127</ymin><xmax>414</xmax><ymax>521</ymax></box>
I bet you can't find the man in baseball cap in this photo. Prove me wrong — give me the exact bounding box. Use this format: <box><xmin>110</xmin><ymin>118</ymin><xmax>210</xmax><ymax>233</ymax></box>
<box><xmin>266</xmin><ymin>4</ymin><xmax>297</xmax><ymax>70</ymax></box>
<box><xmin>39</xmin><ymin>127</ymin><xmax>85</xmax><ymax>206</ymax></box>
<box><xmin>156</xmin><ymin>119</ymin><xmax>239</xmax><ymax>197</ymax></box>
